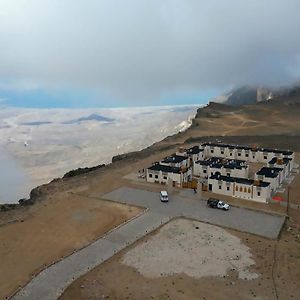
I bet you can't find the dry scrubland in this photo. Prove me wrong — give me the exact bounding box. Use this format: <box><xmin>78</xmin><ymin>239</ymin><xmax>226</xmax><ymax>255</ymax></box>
<box><xmin>0</xmin><ymin>192</ymin><xmax>142</xmax><ymax>299</ymax></box>
<box><xmin>1</xmin><ymin>98</ymin><xmax>300</xmax><ymax>299</ymax></box>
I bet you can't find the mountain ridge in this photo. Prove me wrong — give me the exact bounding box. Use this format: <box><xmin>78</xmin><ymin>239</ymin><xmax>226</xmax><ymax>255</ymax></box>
<box><xmin>214</xmin><ymin>84</ymin><xmax>300</xmax><ymax>106</ymax></box>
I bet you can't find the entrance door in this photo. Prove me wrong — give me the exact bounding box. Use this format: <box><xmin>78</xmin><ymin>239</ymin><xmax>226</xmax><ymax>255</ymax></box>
<box><xmin>209</xmin><ymin>184</ymin><xmax>212</xmax><ymax>191</ymax></box>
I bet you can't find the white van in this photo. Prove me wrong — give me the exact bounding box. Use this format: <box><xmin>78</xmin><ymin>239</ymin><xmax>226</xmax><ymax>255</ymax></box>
<box><xmin>160</xmin><ymin>190</ymin><xmax>169</xmax><ymax>202</ymax></box>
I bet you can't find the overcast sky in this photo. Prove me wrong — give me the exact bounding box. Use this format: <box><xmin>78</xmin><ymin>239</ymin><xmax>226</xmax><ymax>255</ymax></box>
<box><xmin>0</xmin><ymin>0</ymin><xmax>300</xmax><ymax>107</ymax></box>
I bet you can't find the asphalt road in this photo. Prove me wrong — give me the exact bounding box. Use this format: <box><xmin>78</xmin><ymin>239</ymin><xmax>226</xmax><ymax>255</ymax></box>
<box><xmin>13</xmin><ymin>187</ymin><xmax>285</xmax><ymax>300</ymax></box>
<box><xmin>104</xmin><ymin>187</ymin><xmax>285</xmax><ymax>239</ymax></box>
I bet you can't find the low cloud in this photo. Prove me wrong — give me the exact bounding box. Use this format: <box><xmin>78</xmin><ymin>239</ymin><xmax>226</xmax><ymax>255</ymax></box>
<box><xmin>0</xmin><ymin>0</ymin><xmax>300</xmax><ymax>102</ymax></box>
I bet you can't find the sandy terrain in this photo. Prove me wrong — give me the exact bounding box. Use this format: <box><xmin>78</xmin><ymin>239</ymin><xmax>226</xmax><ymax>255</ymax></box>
<box><xmin>122</xmin><ymin>219</ymin><xmax>258</xmax><ymax>280</ymax></box>
<box><xmin>190</xmin><ymin>101</ymin><xmax>300</xmax><ymax>138</ymax></box>
<box><xmin>60</xmin><ymin>217</ymin><xmax>300</xmax><ymax>300</ymax></box>
<box><xmin>1</xmin><ymin>99</ymin><xmax>300</xmax><ymax>299</ymax></box>
<box><xmin>0</xmin><ymin>192</ymin><xmax>142</xmax><ymax>299</ymax></box>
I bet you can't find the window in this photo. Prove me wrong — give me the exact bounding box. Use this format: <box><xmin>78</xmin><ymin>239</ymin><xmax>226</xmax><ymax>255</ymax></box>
<box><xmin>244</xmin><ymin>187</ymin><xmax>247</xmax><ymax>193</ymax></box>
<box><xmin>238</xmin><ymin>153</ymin><xmax>241</xmax><ymax>156</ymax></box>
<box><xmin>149</xmin><ymin>174</ymin><xmax>153</xmax><ymax>178</ymax></box>
<box><xmin>248</xmin><ymin>188</ymin><xmax>251</xmax><ymax>193</ymax></box>
<box><xmin>230</xmin><ymin>153</ymin><xmax>232</xmax><ymax>156</ymax></box>
<box><xmin>253</xmin><ymin>155</ymin><xmax>255</xmax><ymax>159</ymax></box>
<box><xmin>155</xmin><ymin>175</ymin><xmax>158</xmax><ymax>179</ymax></box>
<box><xmin>264</xmin><ymin>156</ymin><xmax>267</xmax><ymax>159</ymax></box>
<box><xmin>211</xmin><ymin>172</ymin><xmax>213</xmax><ymax>176</ymax></box>
<box><xmin>163</xmin><ymin>176</ymin><xmax>167</xmax><ymax>180</ymax></box>
<box><xmin>203</xmin><ymin>169</ymin><xmax>207</xmax><ymax>173</ymax></box>
<box><xmin>236</xmin><ymin>186</ymin><xmax>238</xmax><ymax>191</ymax></box>
<box><xmin>211</xmin><ymin>150</ymin><xmax>214</xmax><ymax>153</ymax></box>
<box><xmin>221</xmin><ymin>151</ymin><xmax>224</xmax><ymax>154</ymax></box>
<box><xmin>219</xmin><ymin>185</ymin><xmax>222</xmax><ymax>189</ymax></box>
<box><xmin>245</xmin><ymin>154</ymin><xmax>249</xmax><ymax>157</ymax></box>
<box><xmin>257</xmin><ymin>191</ymin><xmax>261</xmax><ymax>196</ymax></box>
<box><xmin>240</xmin><ymin>186</ymin><xmax>243</xmax><ymax>192</ymax></box>
<box><xmin>227</xmin><ymin>173</ymin><xmax>230</xmax><ymax>177</ymax></box>
<box><xmin>227</xmin><ymin>186</ymin><xmax>230</xmax><ymax>191</ymax></box>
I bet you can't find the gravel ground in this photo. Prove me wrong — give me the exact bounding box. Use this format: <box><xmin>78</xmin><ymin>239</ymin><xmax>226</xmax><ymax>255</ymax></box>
<box><xmin>122</xmin><ymin>218</ymin><xmax>258</xmax><ymax>280</ymax></box>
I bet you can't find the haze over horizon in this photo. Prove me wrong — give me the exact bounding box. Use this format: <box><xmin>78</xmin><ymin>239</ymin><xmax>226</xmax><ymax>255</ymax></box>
<box><xmin>0</xmin><ymin>0</ymin><xmax>300</xmax><ymax>108</ymax></box>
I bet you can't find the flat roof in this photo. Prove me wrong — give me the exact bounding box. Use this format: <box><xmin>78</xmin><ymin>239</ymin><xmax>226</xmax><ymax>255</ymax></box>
<box><xmin>161</xmin><ymin>154</ymin><xmax>187</xmax><ymax>164</ymax></box>
<box><xmin>210</xmin><ymin>174</ymin><xmax>270</xmax><ymax>187</ymax></box>
<box><xmin>268</xmin><ymin>157</ymin><xmax>292</xmax><ymax>165</ymax></box>
<box><xmin>148</xmin><ymin>163</ymin><xmax>184</xmax><ymax>174</ymax></box>
<box><xmin>186</xmin><ymin>145</ymin><xmax>204</xmax><ymax>155</ymax></box>
<box><xmin>195</xmin><ymin>157</ymin><xmax>247</xmax><ymax>169</ymax></box>
<box><xmin>201</xmin><ymin>142</ymin><xmax>294</xmax><ymax>156</ymax></box>
<box><xmin>256</xmin><ymin>167</ymin><xmax>282</xmax><ymax>178</ymax></box>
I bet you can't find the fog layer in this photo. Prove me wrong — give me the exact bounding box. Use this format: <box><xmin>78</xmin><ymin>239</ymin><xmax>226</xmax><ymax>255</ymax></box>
<box><xmin>0</xmin><ymin>0</ymin><xmax>300</xmax><ymax>102</ymax></box>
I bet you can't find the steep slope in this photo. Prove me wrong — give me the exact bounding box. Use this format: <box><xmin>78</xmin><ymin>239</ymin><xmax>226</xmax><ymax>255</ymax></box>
<box><xmin>190</xmin><ymin>97</ymin><xmax>300</xmax><ymax>137</ymax></box>
<box><xmin>218</xmin><ymin>84</ymin><xmax>300</xmax><ymax>106</ymax></box>
<box><xmin>226</xmin><ymin>86</ymin><xmax>259</xmax><ymax>105</ymax></box>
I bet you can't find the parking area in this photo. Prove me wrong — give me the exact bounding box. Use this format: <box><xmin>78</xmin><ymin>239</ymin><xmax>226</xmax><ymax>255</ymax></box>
<box><xmin>14</xmin><ymin>186</ymin><xmax>286</xmax><ymax>300</ymax></box>
<box><xmin>103</xmin><ymin>187</ymin><xmax>286</xmax><ymax>239</ymax></box>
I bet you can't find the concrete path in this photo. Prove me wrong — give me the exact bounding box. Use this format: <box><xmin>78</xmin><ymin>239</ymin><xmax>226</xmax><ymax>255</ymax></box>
<box><xmin>13</xmin><ymin>187</ymin><xmax>285</xmax><ymax>300</ymax></box>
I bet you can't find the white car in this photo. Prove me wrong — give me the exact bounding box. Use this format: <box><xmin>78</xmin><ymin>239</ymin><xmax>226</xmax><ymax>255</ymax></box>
<box><xmin>207</xmin><ymin>199</ymin><xmax>230</xmax><ymax>210</ymax></box>
<box><xmin>160</xmin><ymin>190</ymin><xmax>169</xmax><ymax>202</ymax></box>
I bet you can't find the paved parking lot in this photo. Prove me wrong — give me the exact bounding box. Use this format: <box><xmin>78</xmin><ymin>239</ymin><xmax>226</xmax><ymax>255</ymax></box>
<box><xmin>14</xmin><ymin>187</ymin><xmax>285</xmax><ymax>300</ymax></box>
<box><xmin>104</xmin><ymin>187</ymin><xmax>285</xmax><ymax>239</ymax></box>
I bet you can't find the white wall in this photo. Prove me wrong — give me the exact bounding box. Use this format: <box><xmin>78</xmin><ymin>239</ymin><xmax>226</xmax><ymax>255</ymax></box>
<box><xmin>255</xmin><ymin>174</ymin><xmax>280</xmax><ymax>192</ymax></box>
<box><xmin>222</xmin><ymin>167</ymin><xmax>249</xmax><ymax>178</ymax></box>
<box><xmin>209</xmin><ymin>178</ymin><xmax>233</xmax><ymax>197</ymax></box>
<box><xmin>160</xmin><ymin>158</ymin><xmax>188</xmax><ymax>168</ymax></box>
<box><xmin>193</xmin><ymin>162</ymin><xmax>208</xmax><ymax>178</ymax></box>
<box><xmin>193</xmin><ymin>163</ymin><xmax>248</xmax><ymax>179</ymax></box>
<box><xmin>182</xmin><ymin>169</ymin><xmax>192</xmax><ymax>182</ymax></box>
<box><xmin>146</xmin><ymin>169</ymin><xmax>182</xmax><ymax>187</ymax></box>
<box><xmin>202</xmin><ymin>145</ymin><xmax>294</xmax><ymax>166</ymax></box>
<box><xmin>208</xmin><ymin>177</ymin><xmax>270</xmax><ymax>203</ymax></box>
<box><xmin>252</xmin><ymin>185</ymin><xmax>271</xmax><ymax>202</ymax></box>
<box><xmin>233</xmin><ymin>182</ymin><xmax>253</xmax><ymax>200</ymax></box>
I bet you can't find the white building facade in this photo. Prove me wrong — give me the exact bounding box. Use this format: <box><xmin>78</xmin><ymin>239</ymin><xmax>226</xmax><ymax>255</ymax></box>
<box><xmin>255</xmin><ymin>167</ymin><xmax>283</xmax><ymax>192</ymax></box>
<box><xmin>145</xmin><ymin>142</ymin><xmax>294</xmax><ymax>203</ymax></box>
<box><xmin>146</xmin><ymin>163</ymin><xmax>192</xmax><ymax>187</ymax></box>
<box><xmin>208</xmin><ymin>174</ymin><xmax>271</xmax><ymax>203</ymax></box>
<box><xmin>193</xmin><ymin>158</ymin><xmax>249</xmax><ymax>179</ymax></box>
<box><xmin>201</xmin><ymin>143</ymin><xmax>295</xmax><ymax>166</ymax></box>
<box><xmin>160</xmin><ymin>154</ymin><xmax>189</xmax><ymax>168</ymax></box>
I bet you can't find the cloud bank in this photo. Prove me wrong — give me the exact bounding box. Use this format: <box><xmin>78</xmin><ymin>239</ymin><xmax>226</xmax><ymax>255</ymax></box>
<box><xmin>0</xmin><ymin>0</ymin><xmax>300</xmax><ymax>102</ymax></box>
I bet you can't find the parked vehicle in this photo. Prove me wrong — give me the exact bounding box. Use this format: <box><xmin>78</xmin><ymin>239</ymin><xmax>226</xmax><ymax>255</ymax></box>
<box><xmin>207</xmin><ymin>199</ymin><xmax>230</xmax><ymax>210</ymax></box>
<box><xmin>160</xmin><ymin>190</ymin><xmax>169</xmax><ymax>202</ymax></box>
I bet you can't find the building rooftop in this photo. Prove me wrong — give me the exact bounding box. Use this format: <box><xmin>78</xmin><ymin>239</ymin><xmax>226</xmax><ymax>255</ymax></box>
<box><xmin>161</xmin><ymin>154</ymin><xmax>187</xmax><ymax>164</ymax></box>
<box><xmin>201</xmin><ymin>142</ymin><xmax>294</xmax><ymax>156</ymax></box>
<box><xmin>256</xmin><ymin>167</ymin><xmax>282</xmax><ymax>178</ymax></box>
<box><xmin>148</xmin><ymin>163</ymin><xmax>186</xmax><ymax>174</ymax></box>
<box><xmin>186</xmin><ymin>145</ymin><xmax>204</xmax><ymax>155</ymax></box>
<box><xmin>210</xmin><ymin>174</ymin><xmax>270</xmax><ymax>187</ymax></box>
<box><xmin>195</xmin><ymin>157</ymin><xmax>247</xmax><ymax>169</ymax></box>
<box><xmin>268</xmin><ymin>157</ymin><xmax>292</xmax><ymax>165</ymax></box>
